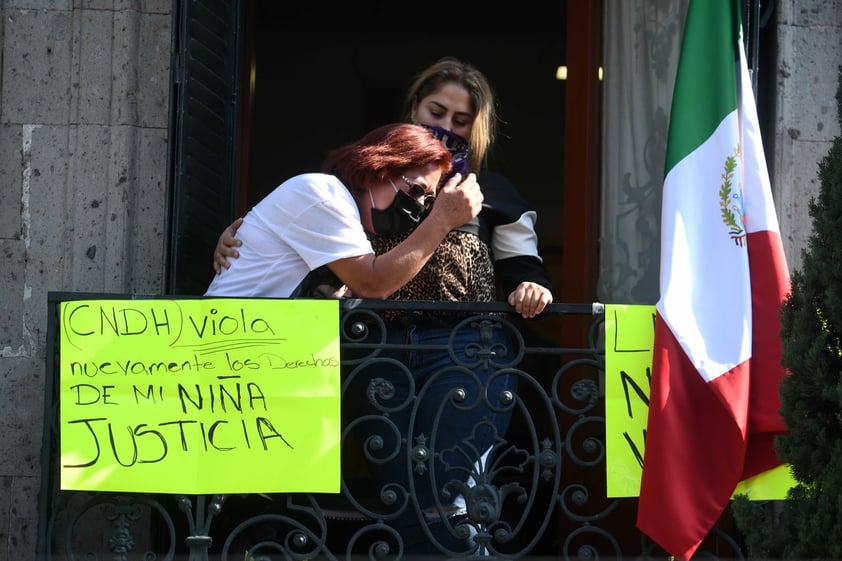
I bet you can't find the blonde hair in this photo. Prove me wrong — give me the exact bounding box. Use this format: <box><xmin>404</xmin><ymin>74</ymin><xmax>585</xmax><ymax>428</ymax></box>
<box><xmin>401</xmin><ymin>57</ymin><xmax>498</xmax><ymax>174</ymax></box>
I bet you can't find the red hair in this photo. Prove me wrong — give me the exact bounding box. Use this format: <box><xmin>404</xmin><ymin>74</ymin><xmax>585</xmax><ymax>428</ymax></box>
<box><xmin>322</xmin><ymin>124</ymin><xmax>452</xmax><ymax>196</ymax></box>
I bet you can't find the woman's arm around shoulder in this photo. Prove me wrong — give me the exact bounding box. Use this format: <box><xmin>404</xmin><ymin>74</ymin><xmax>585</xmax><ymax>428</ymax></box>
<box><xmin>213</xmin><ymin>217</ymin><xmax>243</xmax><ymax>274</ymax></box>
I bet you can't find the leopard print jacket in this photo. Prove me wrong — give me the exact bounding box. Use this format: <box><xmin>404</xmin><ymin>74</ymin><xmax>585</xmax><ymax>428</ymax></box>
<box><xmin>369</xmin><ymin>229</ymin><xmax>497</xmax><ymax>321</ymax></box>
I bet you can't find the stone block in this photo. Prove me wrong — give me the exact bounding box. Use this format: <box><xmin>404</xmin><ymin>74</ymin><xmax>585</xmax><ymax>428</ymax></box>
<box><xmin>776</xmin><ymin>25</ymin><xmax>842</xmax><ymax>143</ymax></box>
<box><xmin>0</xmin><ymin>357</ymin><xmax>44</xmax><ymax>477</ymax></box>
<box><xmin>2</xmin><ymin>9</ymin><xmax>72</xmax><ymax>124</ymax></box>
<box><xmin>110</xmin><ymin>11</ymin><xmax>171</xmax><ymax>128</ymax></box>
<box><xmin>130</xmin><ymin>127</ymin><xmax>168</xmax><ymax>294</ymax></box>
<box><xmin>26</xmin><ymin>125</ymin><xmax>70</xmax><ymax>293</ymax></box>
<box><xmin>78</xmin><ymin>0</ymin><xmax>171</xmax><ymax>13</ymax></box>
<box><xmin>138</xmin><ymin>13</ymin><xmax>172</xmax><ymax>128</ymax></box>
<box><xmin>775</xmin><ymin>137</ymin><xmax>832</xmax><ymax>273</ymax></box>
<box><xmin>4</xmin><ymin>0</ymin><xmax>70</xmax><ymax>9</ymax></box>
<box><xmin>778</xmin><ymin>28</ymin><xmax>842</xmax><ymax>141</ymax></box>
<box><xmin>0</xmin><ymin>241</ymin><xmax>25</xmax><ymax>354</ymax></box>
<box><xmin>0</xmin><ymin>476</ymin><xmax>9</xmax><ymax>561</ymax></box>
<box><xmin>8</xmin><ymin>476</ymin><xmax>39</xmax><ymax>561</ymax></box>
<box><xmin>0</xmin><ymin>125</ymin><xmax>22</xmax><ymax>240</ymax></box>
<box><xmin>72</xmin><ymin>10</ymin><xmax>115</xmax><ymax>125</ymax></box>
<box><xmin>778</xmin><ymin>0</ymin><xmax>842</xmax><ymax>26</ymax></box>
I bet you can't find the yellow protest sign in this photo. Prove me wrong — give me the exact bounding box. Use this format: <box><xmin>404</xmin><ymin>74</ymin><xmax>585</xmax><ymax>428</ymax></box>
<box><xmin>604</xmin><ymin>304</ymin><xmax>654</xmax><ymax>497</ymax></box>
<box><xmin>59</xmin><ymin>298</ymin><xmax>341</xmax><ymax>494</ymax></box>
<box><xmin>604</xmin><ymin>303</ymin><xmax>794</xmax><ymax>499</ymax></box>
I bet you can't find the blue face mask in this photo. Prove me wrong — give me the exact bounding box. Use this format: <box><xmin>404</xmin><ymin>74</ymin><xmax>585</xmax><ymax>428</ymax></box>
<box><xmin>418</xmin><ymin>124</ymin><xmax>470</xmax><ymax>178</ymax></box>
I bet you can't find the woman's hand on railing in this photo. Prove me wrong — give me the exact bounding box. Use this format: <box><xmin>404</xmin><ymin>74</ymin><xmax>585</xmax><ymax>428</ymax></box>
<box><xmin>507</xmin><ymin>282</ymin><xmax>553</xmax><ymax>319</ymax></box>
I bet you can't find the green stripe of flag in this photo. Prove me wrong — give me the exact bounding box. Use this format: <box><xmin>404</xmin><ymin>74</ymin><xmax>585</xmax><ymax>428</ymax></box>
<box><xmin>665</xmin><ymin>0</ymin><xmax>741</xmax><ymax>174</ymax></box>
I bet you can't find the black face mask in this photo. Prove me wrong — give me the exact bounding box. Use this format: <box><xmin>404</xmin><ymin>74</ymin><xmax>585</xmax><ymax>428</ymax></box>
<box><xmin>369</xmin><ymin>181</ymin><xmax>430</xmax><ymax>237</ymax></box>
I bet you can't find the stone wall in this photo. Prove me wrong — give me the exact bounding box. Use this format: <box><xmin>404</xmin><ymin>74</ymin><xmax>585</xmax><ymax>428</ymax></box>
<box><xmin>772</xmin><ymin>0</ymin><xmax>842</xmax><ymax>273</ymax></box>
<box><xmin>0</xmin><ymin>3</ymin><xmax>171</xmax><ymax>560</ymax></box>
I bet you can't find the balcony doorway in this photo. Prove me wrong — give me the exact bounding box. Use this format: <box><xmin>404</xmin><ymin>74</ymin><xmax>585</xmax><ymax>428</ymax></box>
<box><xmin>236</xmin><ymin>1</ymin><xmax>571</xmax><ymax>290</ymax></box>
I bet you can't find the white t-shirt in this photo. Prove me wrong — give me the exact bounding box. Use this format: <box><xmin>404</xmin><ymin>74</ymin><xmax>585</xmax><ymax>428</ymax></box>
<box><xmin>205</xmin><ymin>173</ymin><xmax>373</xmax><ymax>297</ymax></box>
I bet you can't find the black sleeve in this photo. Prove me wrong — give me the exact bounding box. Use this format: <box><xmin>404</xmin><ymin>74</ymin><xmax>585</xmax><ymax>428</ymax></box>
<box><xmin>478</xmin><ymin>171</ymin><xmax>555</xmax><ymax>296</ymax></box>
<box><xmin>494</xmin><ymin>255</ymin><xmax>554</xmax><ymax>298</ymax></box>
<box><xmin>479</xmin><ymin>170</ymin><xmax>538</xmax><ymax>225</ymax></box>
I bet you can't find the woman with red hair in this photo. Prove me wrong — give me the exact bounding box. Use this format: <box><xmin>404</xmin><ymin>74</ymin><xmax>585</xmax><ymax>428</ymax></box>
<box><xmin>205</xmin><ymin>123</ymin><xmax>483</xmax><ymax>299</ymax></box>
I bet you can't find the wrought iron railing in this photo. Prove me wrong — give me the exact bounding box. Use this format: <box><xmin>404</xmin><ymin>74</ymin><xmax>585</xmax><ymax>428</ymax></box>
<box><xmin>38</xmin><ymin>294</ymin><xmax>746</xmax><ymax>560</ymax></box>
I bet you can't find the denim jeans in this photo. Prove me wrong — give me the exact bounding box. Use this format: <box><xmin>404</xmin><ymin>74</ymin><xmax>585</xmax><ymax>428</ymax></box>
<box><xmin>345</xmin><ymin>315</ymin><xmax>517</xmax><ymax>555</ymax></box>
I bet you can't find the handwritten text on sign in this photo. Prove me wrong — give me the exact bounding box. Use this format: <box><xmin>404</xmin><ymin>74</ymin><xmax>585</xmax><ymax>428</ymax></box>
<box><xmin>605</xmin><ymin>304</ymin><xmax>794</xmax><ymax>499</ymax></box>
<box><xmin>59</xmin><ymin>298</ymin><xmax>340</xmax><ymax>494</ymax></box>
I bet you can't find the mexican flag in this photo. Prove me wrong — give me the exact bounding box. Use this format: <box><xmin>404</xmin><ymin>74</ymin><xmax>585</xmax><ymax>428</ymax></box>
<box><xmin>636</xmin><ymin>1</ymin><xmax>791</xmax><ymax>559</ymax></box>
